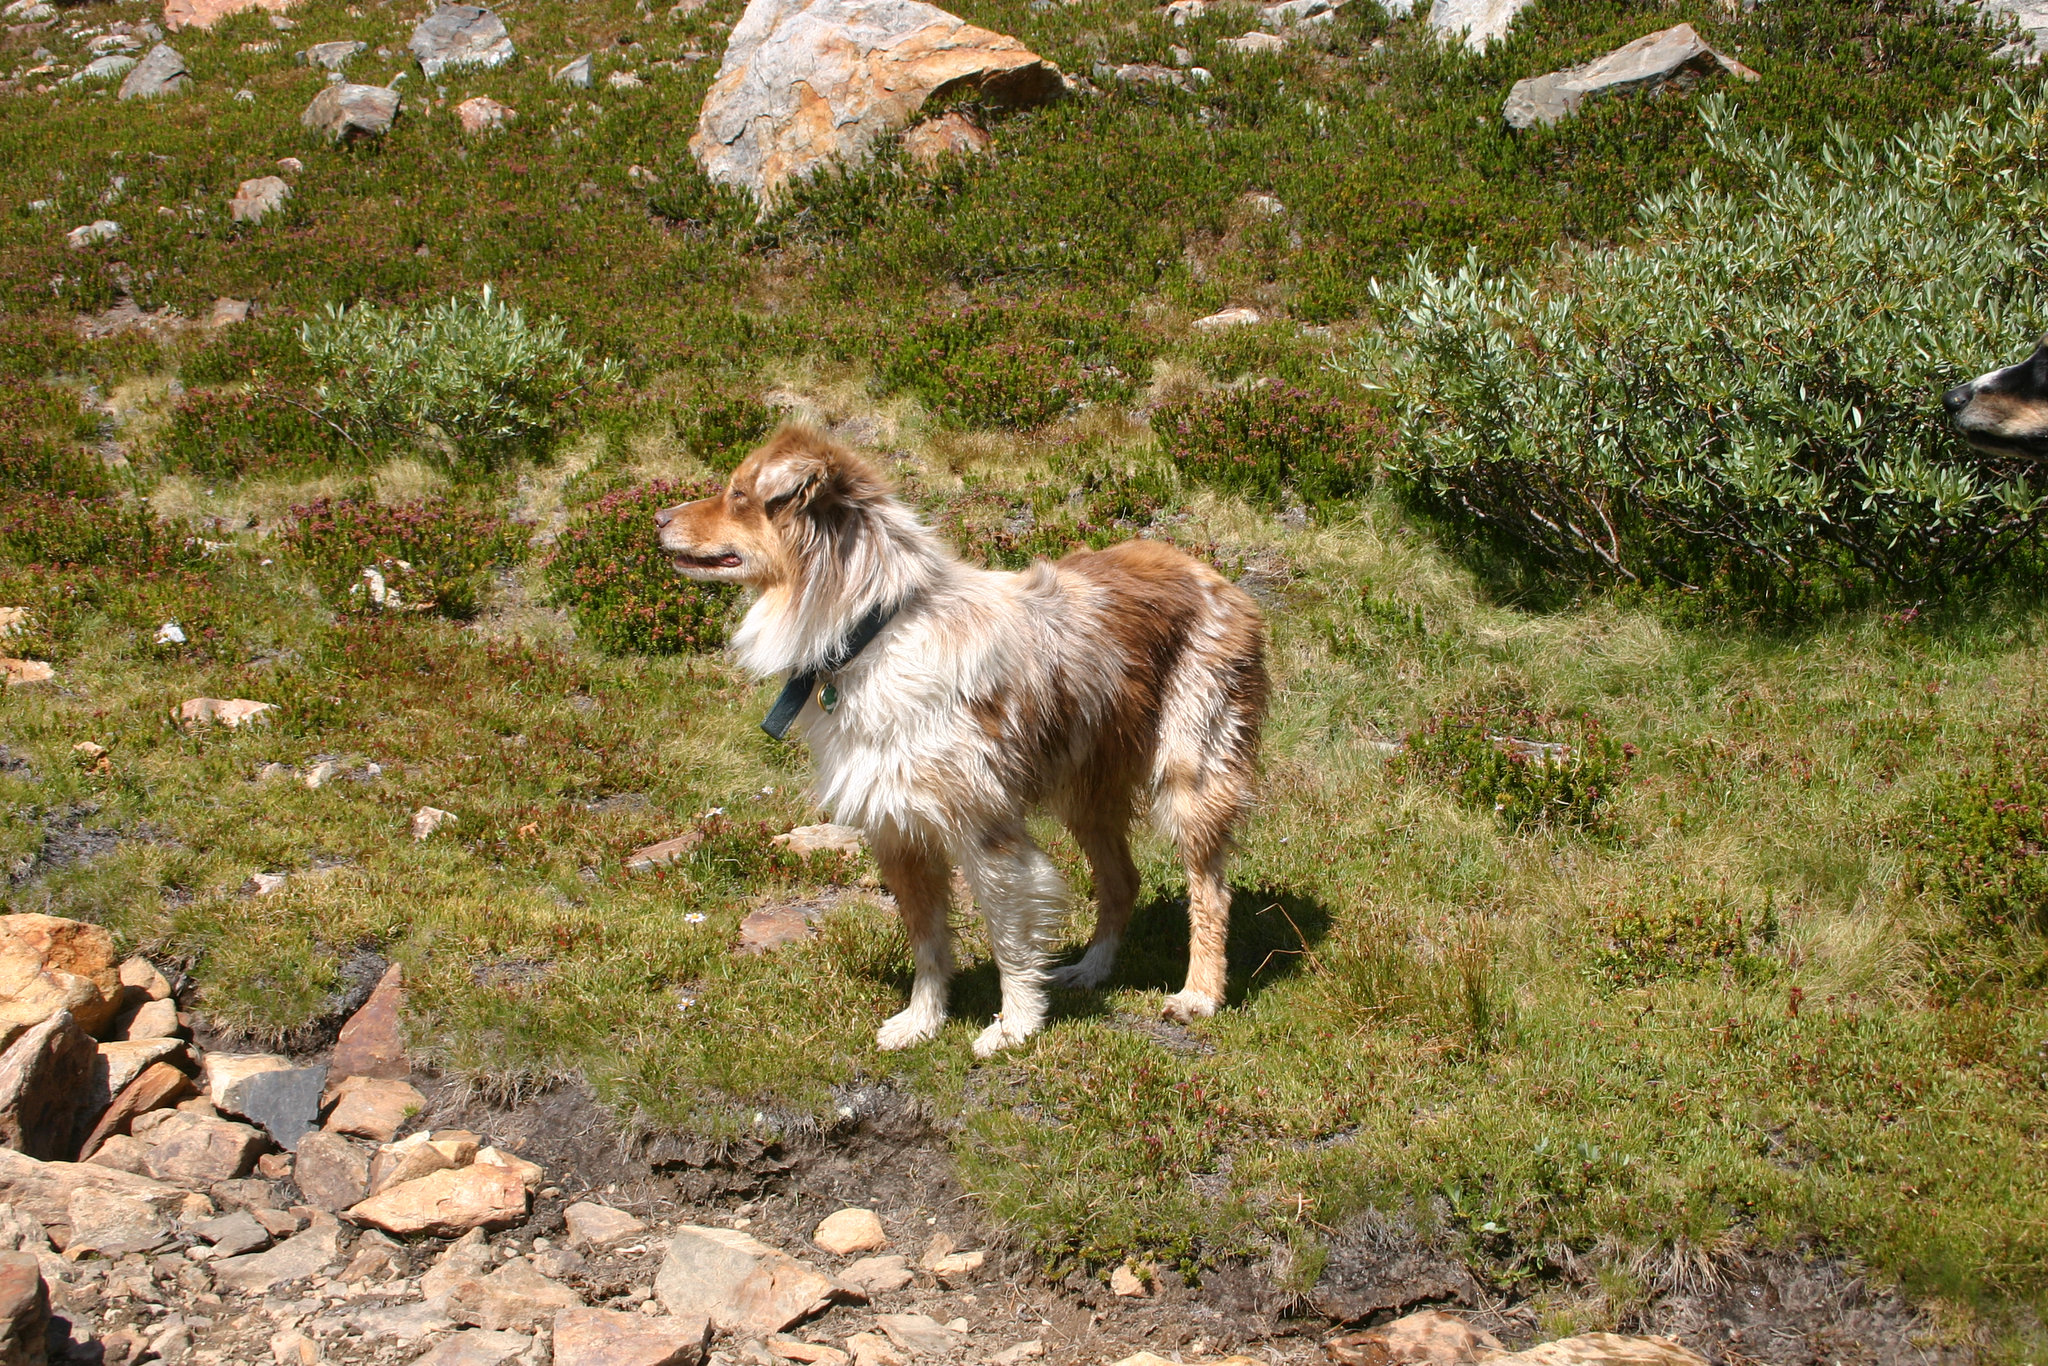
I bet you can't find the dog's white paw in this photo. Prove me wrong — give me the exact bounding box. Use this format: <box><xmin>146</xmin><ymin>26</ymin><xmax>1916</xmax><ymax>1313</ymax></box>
<box><xmin>876</xmin><ymin>1007</ymin><xmax>944</xmax><ymax>1051</ymax></box>
<box><xmin>970</xmin><ymin>1015</ymin><xmax>1040</xmax><ymax>1058</ymax></box>
<box><xmin>1161</xmin><ymin>990</ymin><xmax>1219</xmax><ymax>1024</ymax></box>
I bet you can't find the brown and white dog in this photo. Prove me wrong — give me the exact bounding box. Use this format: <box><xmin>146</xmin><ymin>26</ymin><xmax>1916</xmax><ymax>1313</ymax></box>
<box><xmin>656</xmin><ymin>425</ymin><xmax>1269</xmax><ymax>1056</ymax></box>
<box><xmin>1944</xmin><ymin>335</ymin><xmax>2048</xmax><ymax>458</ymax></box>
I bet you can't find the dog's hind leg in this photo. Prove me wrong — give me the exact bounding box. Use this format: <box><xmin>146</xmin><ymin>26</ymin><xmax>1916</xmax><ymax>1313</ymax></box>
<box><xmin>959</xmin><ymin>819</ymin><xmax>1067</xmax><ymax>1057</ymax></box>
<box><xmin>874</xmin><ymin>832</ymin><xmax>955</xmax><ymax>1051</ymax></box>
<box><xmin>1048</xmin><ymin>799</ymin><xmax>1138</xmax><ymax>991</ymax></box>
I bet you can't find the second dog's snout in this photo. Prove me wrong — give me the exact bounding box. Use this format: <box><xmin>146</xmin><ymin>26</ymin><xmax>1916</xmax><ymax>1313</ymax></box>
<box><xmin>1942</xmin><ymin>382</ymin><xmax>1975</xmax><ymax>416</ymax></box>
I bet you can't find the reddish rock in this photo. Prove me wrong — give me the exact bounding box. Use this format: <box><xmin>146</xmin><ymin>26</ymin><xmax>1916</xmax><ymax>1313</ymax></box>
<box><xmin>324</xmin><ymin>1078</ymin><xmax>423</xmax><ymax>1142</ymax></box>
<box><xmin>1325</xmin><ymin>1311</ymin><xmax>1504</xmax><ymax>1366</ymax></box>
<box><xmin>291</xmin><ymin>1131</ymin><xmax>371</xmax><ymax>1212</ymax></box>
<box><xmin>0</xmin><ymin>1010</ymin><xmax>96</xmax><ymax>1160</ymax></box>
<box><xmin>811</xmin><ymin>1208</ymin><xmax>885</xmax><ymax>1255</ymax></box>
<box><xmin>444</xmin><ymin>1257</ymin><xmax>582</xmax><ymax>1330</ymax></box>
<box><xmin>562</xmin><ymin>1202</ymin><xmax>645</xmax><ymax>1249</ymax></box>
<box><xmin>141</xmin><ymin>1113</ymin><xmax>266</xmax><ymax>1185</ymax></box>
<box><xmin>900</xmin><ymin>110</ymin><xmax>991</xmax><ymax>169</ymax></box>
<box><xmin>117</xmin><ymin>959</ymin><xmax>171</xmax><ymax>1001</ymax></box>
<box><xmin>0</xmin><ymin>1251</ymin><xmax>46</xmax><ymax>1366</ymax></box>
<box><xmin>77</xmin><ymin>1062</ymin><xmax>193</xmax><ymax>1160</ymax></box>
<box><xmin>0</xmin><ymin>915</ymin><xmax>119</xmax><ymax>1040</ymax></box>
<box><xmin>163</xmin><ymin>0</ymin><xmax>293</xmax><ymax>25</ymax></box>
<box><xmin>347</xmin><ymin>1163</ymin><xmax>527</xmax><ymax>1237</ymax></box>
<box><xmin>553</xmin><ymin>1307</ymin><xmax>711</xmax><ymax>1366</ymax></box>
<box><xmin>0</xmin><ymin>1147</ymin><xmax>184</xmax><ymax>1246</ymax></box>
<box><xmin>328</xmin><ymin>964</ymin><xmax>407</xmax><ymax>1080</ymax></box>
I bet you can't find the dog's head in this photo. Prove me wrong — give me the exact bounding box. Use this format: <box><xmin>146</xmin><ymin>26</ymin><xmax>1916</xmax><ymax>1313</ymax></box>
<box><xmin>655</xmin><ymin>423</ymin><xmax>889</xmax><ymax>589</ymax></box>
<box><xmin>1944</xmin><ymin>336</ymin><xmax>2048</xmax><ymax>460</ymax></box>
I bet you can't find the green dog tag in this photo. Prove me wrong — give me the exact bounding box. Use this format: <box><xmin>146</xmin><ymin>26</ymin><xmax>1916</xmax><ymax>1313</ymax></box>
<box><xmin>819</xmin><ymin>682</ymin><xmax>839</xmax><ymax>713</ymax></box>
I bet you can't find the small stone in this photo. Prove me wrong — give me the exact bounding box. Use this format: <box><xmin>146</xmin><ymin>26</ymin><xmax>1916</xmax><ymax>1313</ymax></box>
<box><xmin>257</xmin><ymin>1151</ymin><xmax>293</xmax><ymax>1179</ymax></box>
<box><xmin>229</xmin><ymin>176</ymin><xmax>291</xmax><ymax>225</ymax></box>
<box><xmin>0</xmin><ymin>610</ymin><xmax>25</xmax><ymax>638</ymax></box>
<box><xmin>624</xmin><ymin>832</ymin><xmax>702</xmax><ymax>872</ymax></box>
<box><xmin>445</xmin><ymin>1257</ymin><xmax>583</xmax><ymax>1331</ymax></box>
<box><xmin>347</xmin><ymin>1162</ymin><xmax>527</xmax><ymax>1237</ymax></box>
<box><xmin>410</xmin><ymin>3</ymin><xmax>514</xmax><ymax>76</ymax></box>
<box><xmin>0</xmin><ymin>659</ymin><xmax>53</xmax><ymax>685</ymax></box>
<box><xmin>875</xmin><ymin>1315</ymin><xmax>963</xmax><ymax>1357</ymax></box>
<box><xmin>252</xmin><ymin>1205</ymin><xmax>304</xmax><ymax>1235</ymax></box>
<box><xmin>124</xmin><ymin>998</ymin><xmax>181</xmax><ymax>1040</ymax></box>
<box><xmin>899</xmin><ymin>110</ymin><xmax>990</xmax><ymax>170</ymax></box>
<box><xmin>769</xmin><ymin>1341</ymin><xmax>847</xmax><ymax>1366</ymax></box>
<box><xmin>553</xmin><ymin>54</ymin><xmax>592</xmax><ymax>86</ymax></box>
<box><xmin>737</xmin><ymin>906</ymin><xmax>817</xmax><ymax>954</ymax></box>
<box><xmin>302</xmin><ymin>38</ymin><xmax>365</xmax><ymax>68</ymax></box>
<box><xmin>203</xmin><ymin>1053</ymin><xmax>293</xmax><ymax>1107</ymax></box>
<box><xmin>472</xmin><ymin>1146</ymin><xmax>544</xmax><ymax>1191</ymax></box>
<box><xmin>118</xmin><ymin>959</ymin><xmax>170</xmax><ymax>1003</ymax></box>
<box><xmin>300</xmin><ymin>82</ymin><xmax>400</xmax><ymax>142</ymax></box>
<box><xmin>530</xmin><ymin>1247</ymin><xmax>583</xmax><ymax>1279</ymax></box>
<box><xmin>412</xmin><ymin>1329</ymin><xmax>532</xmax><ymax>1366</ymax></box>
<box><xmin>346</xmin><ymin>1301</ymin><xmax>453</xmax><ymax>1342</ymax></box>
<box><xmin>221</xmin><ymin>1064</ymin><xmax>326</xmax><ymax>1151</ymax></box>
<box><xmin>562</xmin><ymin>1202</ymin><xmax>646</xmax><ymax>1249</ymax></box>
<box><xmin>455</xmin><ymin>95</ymin><xmax>514</xmax><ymax>133</ymax></box>
<box><xmin>929</xmin><ymin>1249</ymin><xmax>983</xmax><ymax>1280</ymax></box>
<box><xmin>1218</xmin><ymin>29</ymin><xmax>1286</xmax><ymax>53</ymax></box>
<box><xmin>845</xmin><ymin>1334</ymin><xmax>905</xmax><ymax>1366</ymax></box>
<box><xmin>811</xmin><ymin>1208</ymin><xmax>885</xmax><ymax>1256</ymax></box>
<box><xmin>153</xmin><ymin>621</ymin><xmax>187</xmax><ymax>646</ymax></box>
<box><xmin>210</xmin><ymin>1223</ymin><xmax>341</xmax><ymax>1295</ymax></box>
<box><xmin>838</xmin><ymin>1255</ymin><xmax>910</xmax><ymax>1295</ymax></box>
<box><xmin>608</xmin><ymin>69</ymin><xmax>643</xmax><ymax>88</ymax></box>
<box><xmin>325</xmin><ymin>1077</ymin><xmax>423</xmax><ymax>1142</ymax></box>
<box><xmin>771</xmin><ymin>824</ymin><xmax>862</xmax><ymax>857</ymax></box>
<box><xmin>1108</xmin><ymin>1263</ymin><xmax>1148</xmax><ymax>1297</ymax></box>
<box><xmin>66</xmin><ymin>1186</ymin><xmax>174</xmax><ymax>1256</ymax></box>
<box><xmin>178</xmin><ymin>698</ymin><xmax>275</xmax><ymax>729</ymax></box>
<box><xmin>292</xmin><ymin>1131</ymin><xmax>372</xmax><ymax>1211</ymax></box>
<box><xmin>271</xmin><ymin>1328</ymin><xmax>319</xmax><ymax>1366</ymax></box>
<box><xmin>553</xmin><ymin>1307</ymin><xmax>712</xmax><ymax>1366</ymax></box>
<box><xmin>0</xmin><ymin>1252</ymin><xmax>45</xmax><ymax>1366</ymax></box>
<box><xmin>1192</xmin><ymin>307</ymin><xmax>1263</xmax><ymax>332</ymax></box>
<box><xmin>988</xmin><ymin>1344</ymin><xmax>1042</xmax><ymax>1366</ymax></box>
<box><xmin>191</xmin><ymin>1207</ymin><xmax>272</xmax><ymax>1256</ymax></box>
<box><xmin>141</xmin><ymin>1113</ymin><xmax>267</xmax><ymax>1185</ymax></box>
<box><xmin>208</xmin><ymin>298</ymin><xmax>252</xmax><ymax>328</ymax></box>
<box><xmin>412</xmin><ymin>807</ymin><xmax>457</xmax><ymax>841</ymax></box>
<box><xmin>0</xmin><ymin>1010</ymin><xmax>96</xmax><ymax>1160</ymax></box>
<box><xmin>118</xmin><ymin>43</ymin><xmax>191</xmax><ymax>97</ymax></box>
<box><xmin>78</xmin><ymin>1061</ymin><xmax>194</xmax><ymax>1160</ymax></box>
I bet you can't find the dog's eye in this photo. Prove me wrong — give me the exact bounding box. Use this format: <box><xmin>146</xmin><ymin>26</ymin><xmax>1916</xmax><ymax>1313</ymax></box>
<box><xmin>729</xmin><ymin>488</ymin><xmax>744</xmax><ymax>504</ymax></box>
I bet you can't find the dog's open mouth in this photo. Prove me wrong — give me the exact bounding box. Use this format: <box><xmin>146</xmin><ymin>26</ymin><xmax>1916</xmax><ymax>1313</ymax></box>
<box><xmin>672</xmin><ymin>551</ymin><xmax>743</xmax><ymax>571</ymax></box>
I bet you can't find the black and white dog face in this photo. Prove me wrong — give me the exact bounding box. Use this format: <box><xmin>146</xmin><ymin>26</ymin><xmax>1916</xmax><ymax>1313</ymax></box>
<box><xmin>1944</xmin><ymin>337</ymin><xmax>2048</xmax><ymax>459</ymax></box>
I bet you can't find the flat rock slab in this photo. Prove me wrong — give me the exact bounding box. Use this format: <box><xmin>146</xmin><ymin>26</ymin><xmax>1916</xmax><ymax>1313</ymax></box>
<box><xmin>417</xmin><ymin>1330</ymin><xmax>532</xmax><ymax>1366</ymax></box>
<box><xmin>348</xmin><ymin>1162</ymin><xmax>527</xmax><ymax>1237</ymax></box>
<box><xmin>562</xmin><ymin>1201</ymin><xmax>646</xmax><ymax>1248</ymax></box>
<box><xmin>66</xmin><ymin>1186</ymin><xmax>174</xmax><ymax>1256</ymax></box>
<box><xmin>738</xmin><ymin>905</ymin><xmax>820</xmax><ymax>954</ymax></box>
<box><xmin>1503</xmin><ymin>22</ymin><xmax>1756</xmax><ymax>130</ymax></box>
<box><xmin>456</xmin><ymin>95</ymin><xmax>516</xmax><ymax>133</ymax></box>
<box><xmin>203</xmin><ymin>1054</ymin><xmax>291</xmax><ymax>1107</ymax></box>
<box><xmin>876</xmin><ymin>1314</ymin><xmax>964</xmax><ymax>1357</ymax></box>
<box><xmin>329</xmin><ymin>962</ymin><xmax>408</xmax><ymax>1080</ymax></box>
<box><xmin>142</xmin><ymin>1113</ymin><xmax>266</xmax><ymax>1186</ymax></box>
<box><xmin>118</xmin><ymin>43</ymin><xmax>188</xmax><ymax>97</ymax></box>
<box><xmin>1490</xmin><ymin>1338</ymin><xmax>1706</xmax><ymax>1366</ymax></box>
<box><xmin>410</xmin><ymin>4</ymin><xmax>514</xmax><ymax>76</ymax></box>
<box><xmin>303</xmin><ymin>39</ymin><xmax>365</xmax><ymax>68</ymax></box>
<box><xmin>446</xmin><ymin>1257</ymin><xmax>584</xmax><ymax>1331</ymax></box>
<box><xmin>1326</xmin><ymin>1311</ymin><xmax>1504</xmax><ymax>1366</ymax></box>
<box><xmin>0</xmin><ymin>1009</ymin><xmax>96</xmax><ymax>1160</ymax></box>
<box><xmin>292</xmin><ymin>1130</ymin><xmax>371</xmax><ymax>1211</ymax></box>
<box><xmin>1425</xmin><ymin>0</ymin><xmax>1528</xmax><ymax>50</ymax></box>
<box><xmin>554</xmin><ymin>1307</ymin><xmax>712</xmax><ymax>1366</ymax></box>
<box><xmin>164</xmin><ymin>0</ymin><xmax>289</xmax><ymax>26</ymax></box>
<box><xmin>79</xmin><ymin>1061</ymin><xmax>193</xmax><ymax>1160</ymax></box>
<box><xmin>625</xmin><ymin>831</ymin><xmax>703</xmax><ymax>872</ymax></box>
<box><xmin>840</xmin><ymin>1254</ymin><xmax>911</xmax><ymax>1295</ymax></box>
<box><xmin>210</xmin><ymin>1224</ymin><xmax>340</xmax><ymax>1295</ymax></box>
<box><xmin>188</xmin><ymin>1208</ymin><xmax>271</xmax><ymax>1257</ymax></box>
<box><xmin>223</xmin><ymin>1063</ymin><xmax>325</xmax><ymax>1150</ymax></box>
<box><xmin>229</xmin><ymin>176</ymin><xmax>290</xmax><ymax>225</ymax></box>
<box><xmin>0</xmin><ymin>1147</ymin><xmax>183</xmax><ymax>1244</ymax></box>
<box><xmin>302</xmin><ymin>83</ymin><xmax>400</xmax><ymax>142</ymax></box>
<box><xmin>690</xmin><ymin>0</ymin><xmax>1064</xmax><ymax>206</ymax></box>
<box><xmin>656</xmin><ymin>1225</ymin><xmax>850</xmax><ymax>1337</ymax></box>
<box><xmin>325</xmin><ymin>1076</ymin><xmax>424</xmax><ymax>1142</ymax></box>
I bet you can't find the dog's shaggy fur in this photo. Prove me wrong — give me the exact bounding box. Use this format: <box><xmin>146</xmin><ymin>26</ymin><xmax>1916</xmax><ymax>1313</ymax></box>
<box><xmin>656</xmin><ymin>425</ymin><xmax>1269</xmax><ymax>1056</ymax></box>
<box><xmin>1944</xmin><ymin>335</ymin><xmax>2048</xmax><ymax>459</ymax></box>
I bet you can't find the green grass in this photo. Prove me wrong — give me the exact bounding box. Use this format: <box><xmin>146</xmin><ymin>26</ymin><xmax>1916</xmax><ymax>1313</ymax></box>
<box><xmin>3</xmin><ymin>0</ymin><xmax>2047</xmax><ymax>1352</ymax></box>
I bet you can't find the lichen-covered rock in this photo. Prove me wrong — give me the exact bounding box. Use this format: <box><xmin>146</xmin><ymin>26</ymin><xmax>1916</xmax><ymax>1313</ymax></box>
<box><xmin>117</xmin><ymin>44</ymin><xmax>189</xmax><ymax>98</ymax></box>
<box><xmin>300</xmin><ymin>83</ymin><xmax>400</xmax><ymax>143</ymax></box>
<box><xmin>690</xmin><ymin>0</ymin><xmax>1063</xmax><ymax>206</ymax></box>
<box><xmin>1426</xmin><ymin>0</ymin><xmax>1528</xmax><ymax>51</ymax></box>
<box><xmin>409</xmin><ymin>4</ymin><xmax>514</xmax><ymax>76</ymax></box>
<box><xmin>1502</xmin><ymin>23</ymin><xmax>1756</xmax><ymax>130</ymax></box>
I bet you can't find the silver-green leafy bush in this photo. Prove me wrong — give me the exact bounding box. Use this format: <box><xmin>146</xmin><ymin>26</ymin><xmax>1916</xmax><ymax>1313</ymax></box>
<box><xmin>300</xmin><ymin>286</ymin><xmax>622</xmax><ymax>462</ymax></box>
<box><xmin>1354</xmin><ymin>86</ymin><xmax>2048</xmax><ymax>597</ymax></box>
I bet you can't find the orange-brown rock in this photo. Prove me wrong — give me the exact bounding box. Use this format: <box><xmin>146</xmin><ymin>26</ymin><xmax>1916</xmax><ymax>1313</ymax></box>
<box><xmin>163</xmin><ymin>0</ymin><xmax>292</xmax><ymax>31</ymax></box>
<box><xmin>78</xmin><ymin>1062</ymin><xmax>193</xmax><ymax>1161</ymax></box>
<box><xmin>900</xmin><ymin>110</ymin><xmax>990</xmax><ymax>169</ymax></box>
<box><xmin>0</xmin><ymin>915</ymin><xmax>119</xmax><ymax>1040</ymax></box>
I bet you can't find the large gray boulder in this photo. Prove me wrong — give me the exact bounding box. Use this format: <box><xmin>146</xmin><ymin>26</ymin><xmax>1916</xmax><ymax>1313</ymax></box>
<box><xmin>301</xmin><ymin>82</ymin><xmax>400</xmax><ymax>142</ymax></box>
<box><xmin>118</xmin><ymin>43</ymin><xmax>189</xmax><ymax>98</ymax></box>
<box><xmin>1503</xmin><ymin>22</ymin><xmax>1757</xmax><ymax>130</ymax></box>
<box><xmin>1984</xmin><ymin>0</ymin><xmax>2048</xmax><ymax>61</ymax></box>
<box><xmin>690</xmin><ymin>0</ymin><xmax>1064</xmax><ymax>207</ymax></box>
<box><xmin>1427</xmin><ymin>0</ymin><xmax>1529</xmax><ymax>51</ymax></box>
<box><xmin>410</xmin><ymin>4</ymin><xmax>514</xmax><ymax>77</ymax></box>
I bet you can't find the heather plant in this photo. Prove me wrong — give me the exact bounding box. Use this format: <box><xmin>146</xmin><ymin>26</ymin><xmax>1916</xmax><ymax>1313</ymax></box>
<box><xmin>300</xmin><ymin>287</ymin><xmax>624</xmax><ymax>464</ymax></box>
<box><xmin>281</xmin><ymin>495</ymin><xmax>527</xmax><ymax>620</ymax></box>
<box><xmin>545</xmin><ymin>479</ymin><xmax>737</xmax><ymax>654</ymax></box>
<box><xmin>157</xmin><ymin>387</ymin><xmax>354</xmax><ymax>481</ymax></box>
<box><xmin>1588</xmin><ymin>886</ymin><xmax>1777</xmax><ymax>989</ymax></box>
<box><xmin>877</xmin><ymin>300</ymin><xmax>1149</xmax><ymax>429</ymax></box>
<box><xmin>0</xmin><ymin>381</ymin><xmax>107</xmax><ymax>497</ymax></box>
<box><xmin>676</xmin><ymin>392</ymin><xmax>775</xmax><ymax>473</ymax></box>
<box><xmin>1910</xmin><ymin>730</ymin><xmax>2048</xmax><ymax>940</ymax></box>
<box><xmin>1153</xmin><ymin>383</ymin><xmax>1378</xmax><ymax>509</ymax></box>
<box><xmin>1357</xmin><ymin>87</ymin><xmax>2048</xmax><ymax>601</ymax></box>
<box><xmin>1403</xmin><ymin>710</ymin><xmax>1631</xmax><ymax>833</ymax></box>
<box><xmin>0</xmin><ymin>495</ymin><xmax>195</xmax><ymax>571</ymax></box>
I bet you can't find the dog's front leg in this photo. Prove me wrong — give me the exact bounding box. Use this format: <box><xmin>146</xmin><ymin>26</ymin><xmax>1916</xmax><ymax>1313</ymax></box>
<box><xmin>960</xmin><ymin>821</ymin><xmax>1066</xmax><ymax>1058</ymax></box>
<box><xmin>874</xmin><ymin>835</ymin><xmax>954</xmax><ymax>1051</ymax></box>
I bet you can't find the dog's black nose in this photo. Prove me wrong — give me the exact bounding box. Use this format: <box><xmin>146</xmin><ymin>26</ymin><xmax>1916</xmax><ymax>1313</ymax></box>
<box><xmin>1942</xmin><ymin>382</ymin><xmax>1974</xmax><ymax>417</ymax></box>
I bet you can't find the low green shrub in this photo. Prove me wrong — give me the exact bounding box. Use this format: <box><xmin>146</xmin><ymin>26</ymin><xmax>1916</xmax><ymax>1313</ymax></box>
<box><xmin>299</xmin><ymin>287</ymin><xmax>623</xmax><ymax>464</ymax></box>
<box><xmin>0</xmin><ymin>381</ymin><xmax>107</xmax><ymax>496</ymax></box>
<box><xmin>281</xmin><ymin>496</ymin><xmax>526</xmax><ymax>620</ymax></box>
<box><xmin>545</xmin><ymin>479</ymin><xmax>736</xmax><ymax>654</ymax></box>
<box><xmin>0</xmin><ymin>494</ymin><xmax>195</xmax><ymax>570</ymax></box>
<box><xmin>1589</xmin><ymin>887</ymin><xmax>1777</xmax><ymax>989</ymax></box>
<box><xmin>156</xmin><ymin>387</ymin><xmax>352</xmax><ymax>480</ymax></box>
<box><xmin>1356</xmin><ymin>87</ymin><xmax>2048</xmax><ymax>600</ymax></box>
<box><xmin>676</xmin><ymin>393</ymin><xmax>774</xmax><ymax>473</ymax></box>
<box><xmin>877</xmin><ymin>300</ymin><xmax>1149</xmax><ymax>429</ymax></box>
<box><xmin>1404</xmin><ymin>710</ymin><xmax>1630</xmax><ymax>832</ymax></box>
<box><xmin>1153</xmin><ymin>382</ymin><xmax>1377</xmax><ymax>508</ymax></box>
<box><xmin>1911</xmin><ymin>734</ymin><xmax>2048</xmax><ymax>939</ymax></box>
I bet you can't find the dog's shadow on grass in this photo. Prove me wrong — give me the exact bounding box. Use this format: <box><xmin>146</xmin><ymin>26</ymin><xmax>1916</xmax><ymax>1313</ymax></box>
<box><xmin>946</xmin><ymin>883</ymin><xmax>1335</xmax><ymax>1027</ymax></box>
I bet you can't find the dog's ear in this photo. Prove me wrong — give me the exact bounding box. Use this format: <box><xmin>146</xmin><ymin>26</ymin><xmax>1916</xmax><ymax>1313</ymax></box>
<box><xmin>754</xmin><ymin>445</ymin><xmax>831</xmax><ymax>513</ymax></box>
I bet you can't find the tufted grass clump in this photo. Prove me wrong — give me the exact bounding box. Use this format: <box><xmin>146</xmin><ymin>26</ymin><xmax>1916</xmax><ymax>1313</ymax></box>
<box><xmin>1153</xmin><ymin>382</ymin><xmax>1379</xmax><ymax>509</ymax></box>
<box><xmin>545</xmin><ymin>479</ymin><xmax>737</xmax><ymax>655</ymax></box>
<box><xmin>1358</xmin><ymin>87</ymin><xmax>2048</xmax><ymax>604</ymax></box>
<box><xmin>300</xmin><ymin>287</ymin><xmax>623</xmax><ymax>465</ymax></box>
<box><xmin>281</xmin><ymin>495</ymin><xmax>528</xmax><ymax>620</ymax></box>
